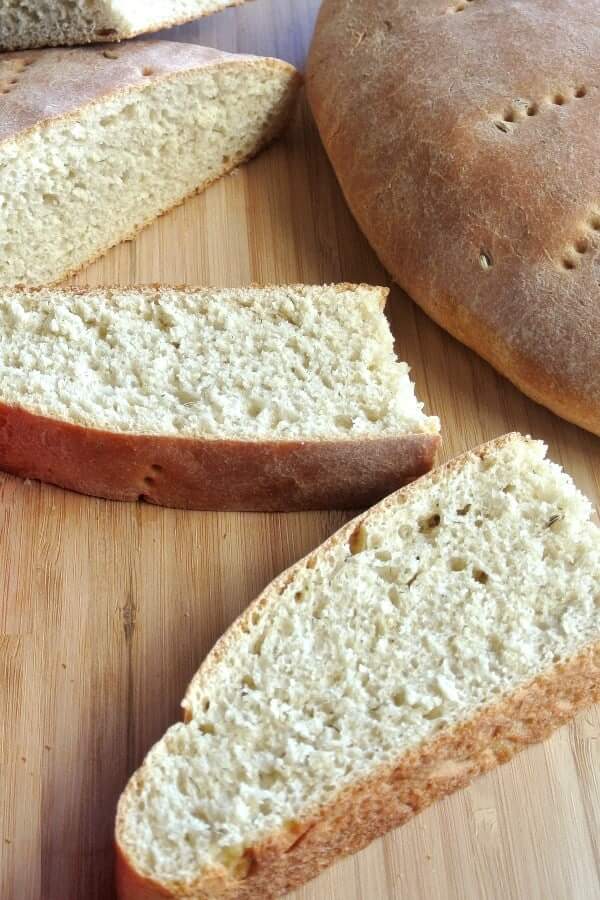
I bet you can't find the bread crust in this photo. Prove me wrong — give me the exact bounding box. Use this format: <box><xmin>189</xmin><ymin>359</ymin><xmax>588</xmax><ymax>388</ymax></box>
<box><xmin>0</xmin><ymin>43</ymin><xmax>301</xmax><ymax>286</ymax></box>
<box><xmin>306</xmin><ymin>0</ymin><xmax>600</xmax><ymax>436</ymax></box>
<box><xmin>0</xmin><ymin>283</ymin><xmax>439</xmax><ymax>510</ymax></box>
<box><xmin>0</xmin><ymin>1</ymin><xmax>248</xmax><ymax>51</ymax></box>
<box><xmin>115</xmin><ymin>434</ymin><xmax>600</xmax><ymax>897</ymax></box>
<box><xmin>0</xmin><ymin>401</ymin><xmax>438</xmax><ymax>511</ymax></box>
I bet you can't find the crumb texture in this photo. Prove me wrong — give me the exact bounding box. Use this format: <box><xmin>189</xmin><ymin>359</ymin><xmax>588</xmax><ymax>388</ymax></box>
<box><xmin>116</xmin><ymin>436</ymin><xmax>600</xmax><ymax>884</ymax></box>
<box><xmin>0</xmin><ymin>284</ymin><xmax>437</xmax><ymax>439</ymax></box>
<box><xmin>0</xmin><ymin>55</ymin><xmax>296</xmax><ymax>285</ymax></box>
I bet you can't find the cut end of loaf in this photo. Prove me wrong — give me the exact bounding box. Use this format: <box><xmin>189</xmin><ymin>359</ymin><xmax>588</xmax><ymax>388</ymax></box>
<box><xmin>115</xmin><ymin>433</ymin><xmax>600</xmax><ymax>893</ymax></box>
<box><xmin>0</xmin><ymin>43</ymin><xmax>299</xmax><ymax>286</ymax></box>
<box><xmin>0</xmin><ymin>284</ymin><xmax>438</xmax><ymax>441</ymax></box>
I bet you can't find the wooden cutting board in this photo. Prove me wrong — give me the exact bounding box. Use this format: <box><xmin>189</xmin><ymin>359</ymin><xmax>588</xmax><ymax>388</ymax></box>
<box><xmin>1</xmin><ymin>2</ymin><xmax>599</xmax><ymax>898</ymax></box>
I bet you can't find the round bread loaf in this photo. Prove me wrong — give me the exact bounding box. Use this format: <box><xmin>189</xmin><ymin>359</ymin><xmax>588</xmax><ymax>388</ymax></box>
<box><xmin>307</xmin><ymin>0</ymin><xmax>600</xmax><ymax>436</ymax></box>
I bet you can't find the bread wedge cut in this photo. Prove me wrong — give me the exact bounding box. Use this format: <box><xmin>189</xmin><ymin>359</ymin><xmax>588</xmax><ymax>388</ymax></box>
<box><xmin>0</xmin><ymin>0</ymin><xmax>247</xmax><ymax>51</ymax></box>
<box><xmin>0</xmin><ymin>42</ymin><xmax>299</xmax><ymax>286</ymax></box>
<box><xmin>0</xmin><ymin>283</ymin><xmax>439</xmax><ymax>510</ymax></box>
<box><xmin>116</xmin><ymin>433</ymin><xmax>600</xmax><ymax>898</ymax></box>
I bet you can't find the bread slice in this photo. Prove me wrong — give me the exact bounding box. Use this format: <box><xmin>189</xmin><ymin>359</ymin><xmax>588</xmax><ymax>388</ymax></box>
<box><xmin>0</xmin><ymin>42</ymin><xmax>299</xmax><ymax>286</ymax></box>
<box><xmin>0</xmin><ymin>0</ymin><xmax>246</xmax><ymax>51</ymax></box>
<box><xmin>115</xmin><ymin>433</ymin><xmax>600</xmax><ymax>899</ymax></box>
<box><xmin>306</xmin><ymin>0</ymin><xmax>600</xmax><ymax>436</ymax></box>
<box><xmin>0</xmin><ymin>283</ymin><xmax>440</xmax><ymax>510</ymax></box>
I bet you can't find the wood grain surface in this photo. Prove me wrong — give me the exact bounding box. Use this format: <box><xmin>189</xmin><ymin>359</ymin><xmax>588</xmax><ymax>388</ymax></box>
<box><xmin>1</xmin><ymin>2</ymin><xmax>599</xmax><ymax>898</ymax></box>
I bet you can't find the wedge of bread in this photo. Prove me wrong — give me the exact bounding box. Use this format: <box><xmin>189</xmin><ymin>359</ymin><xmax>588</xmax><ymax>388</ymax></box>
<box><xmin>0</xmin><ymin>0</ymin><xmax>246</xmax><ymax>51</ymax></box>
<box><xmin>0</xmin><ymin>42</ymin><xmax>299</xmax><ymax>286</ymax></box>
<box><xmin>116</xmin><ymin>433</ymin><xmax>600</xmax><ymax>899</ymax></box>
<box><xmin>0</xmin><ymin>283</ymin><xmax>439</xmax><ymax>510</ymax></box>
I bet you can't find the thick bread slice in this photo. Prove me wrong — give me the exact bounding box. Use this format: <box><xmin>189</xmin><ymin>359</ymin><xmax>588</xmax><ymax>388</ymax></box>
<box><xmin>115</xmin><ymin>433</ymin><xmax>600</xmax><ymax>898</ymax></box>
<box><xmin>0</xmin><ymin>283</ymin><xmax>439</xmax><ymax>510</ymax></box>
<box><xmin>0</xmin><ymin>0</ymin><xmax>247</xmax><ymax>51</ymax></box>
<box><xmin>306</xmin><ymin>0</ymin><xmax>600</xmax><ymax>436</ymax></box>
<box><xmin>0</xmin><ymin>42</ymin><xmax>299</xmax><ymax>286</ymax></box>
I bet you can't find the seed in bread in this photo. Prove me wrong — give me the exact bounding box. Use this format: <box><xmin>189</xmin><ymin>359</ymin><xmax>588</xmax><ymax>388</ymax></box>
<box><xmin>115</xmin><ymin>433</ymin><xmax>600</xmax><ymax>898</ymax></box>
<box><xmin>0</xmin><ymin>42</ymin><xmax>299</xmax><ymax>286</ymax></box>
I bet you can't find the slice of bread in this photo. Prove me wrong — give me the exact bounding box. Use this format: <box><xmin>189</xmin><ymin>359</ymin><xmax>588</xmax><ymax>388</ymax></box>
<box><xmin>0</xmin><ymin>0</ymin><xmax>246</xmax><ymax>51</ymax></box>
<box><xmin>0</xmin><ymin>283</ymin><xmax>440</xmax><ymax>510</ymax></box>
<box><xmin>0</xmin><ymin>42</ymin><xmax>299</xmax><ymax>286</ymax></box>
<box><xmin>115</xmin><ymin>433</ymin><xmax>600</xmax><ymax>899</ymax></box>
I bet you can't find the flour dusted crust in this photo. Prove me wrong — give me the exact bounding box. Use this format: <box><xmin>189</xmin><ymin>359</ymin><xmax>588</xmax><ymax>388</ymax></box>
<box><xmin>0</xmin><ymin>43</ymin><xmax>300</xmax><ymax>285</ymax></box>
<box><xmin>115</xmin><ymin>435</ymin><xmax>600</xmax><ymax>898</ymax></box>
<box><xmin>306</xmin><ymin>0</ymin><xmax>600</xmax><ymax>436</ymax></box>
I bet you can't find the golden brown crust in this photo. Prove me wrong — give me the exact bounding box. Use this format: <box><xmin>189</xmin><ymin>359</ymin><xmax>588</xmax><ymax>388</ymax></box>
<box><xmin>0</xmin><ymin>1</ymin><xmax>248</xmax><ymax>52</ymax></box>
<box><xmin>306</xmin><ymin>0</ymin><xmax>600</xmax><ymax>436</ymax></box>
<box><xmin>0</xmin><ymin>400</ymin><xmax>438</xmax><ymax>511</ymax></box>
<box><xmin>116</xmin><ymin>434</ymin><xmax>600</xmax><ymax>898</ymax></box>
<box><xmin>0</xmin><ymin>283</ymin><xmax>439</xmax><ymax>510</ymax></box>
<box><xmin>0</xmin><ymin>43</ymin><xmax>300</xmax><ymax>286</ymax></box>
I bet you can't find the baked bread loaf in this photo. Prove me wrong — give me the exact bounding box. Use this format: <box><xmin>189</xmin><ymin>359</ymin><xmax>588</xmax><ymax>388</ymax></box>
<box><xmin>0</xmin><ymin>283</ymin><xmax>439</xmax><ymax>510</ymax></box>
<box><xmin>0</xmin><ymin>42</ymin><xmax>299</xmax><ymax>286</ymax></box>
<box><xmin>115</xmin><ymin>433</ymin><xmax>600</xmax><ymax>899</ymax></box>
<box><xmin>307</xmin><ymin>0</ymin><xmax>600</xmax><ymax>436</ymax></box>
<box><xmin>0</xmin><ymin>0</ymin><xmax>246</xmax><ymax>51</ymax></box>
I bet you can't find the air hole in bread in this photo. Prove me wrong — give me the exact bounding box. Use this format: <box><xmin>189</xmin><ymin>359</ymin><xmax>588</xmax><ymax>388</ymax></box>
<box><xmin>419</xmin><ymin>513</ymin><xmax>441</xmax><ymax>534</ymax></box>
<box><xmin>241</xmin><ymin>675</ymin><xmax>256</xmax><ymax>691</ymax></box>
<box><xmin>199</xmin><ymin>722</ymin><xmax>215</xmax><ymax>735</ymax></box>
<box><xmin>457</xmin><ymin>503</ymin><xmax>471</xmax><ymax>515</ymax></box>
<box><xmin>473</xmin><ymin>568</ymin><xmax>489</xmax><ymax>584</ymax></box>
<box><xmin>202</xmin><ymin>699</ymin><xmax>210</xmax><ymax>712</ymax></box>
<box><xmin>575</xmin><ymin>86</ymin><xmax>587</xmax><ymax>98</ymax></box>
<box><xmin>423</xmin><ymin>705</ymin><xmax>444</xmax><ymax>720</ymax></box>
<box><xmin>588</xmin><ymin>214</ymin><xmax>600</xmax><ymax>231</ymax></box>
<box><xmin>450</xmin><ymin>557</ymin><xmax>467</xmax><ymax>572</ymax></box>
<box><xmin>479</xmin><ymin>251</ymin><xmax>493</xmax><ymax>270</ymax></box>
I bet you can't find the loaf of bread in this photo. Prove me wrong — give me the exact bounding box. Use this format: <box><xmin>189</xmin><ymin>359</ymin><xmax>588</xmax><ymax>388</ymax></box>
<box><xmin>307</xmin><ymin>0</ymin><xmax>600</xmax><ymax>436</ymax></box>
<box><xmin>0</xmin><ymin>0</ymin><xmax>245</xmax><ymax>51</ymax></box>
<box><xmin>0</xmin><ymin>42</ymin><xmax>299</xmax><ymax>286</ymax></box>
<box><xmin>115</xmin><ymin>433</ymin><xmax>600</xmax><ymax>899</ymax></box>
<box><xmin>0</xmin><ymin>283</ymin><xmax>439</xmax><ymax>510</ymax></box>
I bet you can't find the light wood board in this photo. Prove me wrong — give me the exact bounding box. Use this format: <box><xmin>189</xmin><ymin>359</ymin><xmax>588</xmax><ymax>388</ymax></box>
<box><xmin>1</xmin><ymin>2</ymin><xmax>600</xmax><ymax>898</ymax></box>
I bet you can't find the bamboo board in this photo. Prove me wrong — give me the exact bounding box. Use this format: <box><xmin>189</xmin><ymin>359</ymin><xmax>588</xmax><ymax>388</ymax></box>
<box><xmin>1</xmin><ymin>2</ymin><xmax>599</xmax><ymax>898</ymax></box>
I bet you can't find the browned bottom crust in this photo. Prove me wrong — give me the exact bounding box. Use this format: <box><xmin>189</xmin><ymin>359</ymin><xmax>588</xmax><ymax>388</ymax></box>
<box><xmin>116</xmin><ymin>640</ymin><xmax>600</xmax><ymax>898</ymax></box>
<box><xmin>0</xmin><ymin>402</ymin><xmax>439</xmax><ymax>510</ymax></box>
